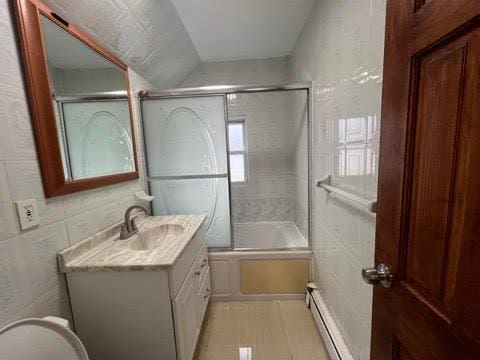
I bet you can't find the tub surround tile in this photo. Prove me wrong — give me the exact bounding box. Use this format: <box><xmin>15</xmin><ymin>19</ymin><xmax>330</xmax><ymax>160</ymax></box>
<box><xmin>370</xmin><ymin>0</ymin><xmax>388</xmax><ymax>70</ymax></box>
<box><xmin>58</xmin><ymin>214</ymin><xmax>206</xmax><ymax>272</ymax></box>
<box><xmin>231</xmin><ymin>198</ymin><xmax>293</xmax><ymax>223</ymax></box>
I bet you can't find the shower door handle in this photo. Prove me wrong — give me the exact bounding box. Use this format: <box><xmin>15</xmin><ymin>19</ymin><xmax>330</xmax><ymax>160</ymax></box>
<box><xmin>362</xmin><ymin>264</ymin><xmax>393</xmax><ymax>288</ymax></box>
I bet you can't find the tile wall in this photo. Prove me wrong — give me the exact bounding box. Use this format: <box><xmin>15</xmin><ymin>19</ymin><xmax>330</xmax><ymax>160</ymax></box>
<box><xmin>291</xmin><ymin>0</ymin><xmax>386</xmax><ymax>358</ymax></box>
<box><xmin>0</xmin><ymin>1</ymin><xmax>156</xmax><ymax>328</ymax></box>
<box><xmin>181</xmin><ymin>57</ymin><xmax>290</xmax><ymax>87</ymax></box>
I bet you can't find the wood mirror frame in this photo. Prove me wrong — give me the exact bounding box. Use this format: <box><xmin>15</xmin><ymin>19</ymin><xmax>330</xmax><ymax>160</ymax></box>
<box><xmin>13</xmin><ymin>0</ymin><xmax>139</xmax><ymax>197</ymax></box>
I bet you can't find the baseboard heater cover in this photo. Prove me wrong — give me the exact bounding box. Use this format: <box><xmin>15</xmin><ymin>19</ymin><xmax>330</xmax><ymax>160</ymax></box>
<box><xmin>306</xmin><ymin>282</ymin><xmax>354</xmax><ymax>360</ymax></box>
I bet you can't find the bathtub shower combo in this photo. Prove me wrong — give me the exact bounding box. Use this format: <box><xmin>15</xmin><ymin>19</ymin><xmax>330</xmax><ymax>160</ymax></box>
<box><xmin>139</xmin><ymin>83</ymin><xmax>312</xmax><ymax>300</ymax></box>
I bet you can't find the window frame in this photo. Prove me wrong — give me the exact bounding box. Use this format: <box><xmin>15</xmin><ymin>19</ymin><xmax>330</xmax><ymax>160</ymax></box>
<box><xmin>227</xmin><ymin>116</ymin><xmax>248</xmax><ymax>184</ymax></box>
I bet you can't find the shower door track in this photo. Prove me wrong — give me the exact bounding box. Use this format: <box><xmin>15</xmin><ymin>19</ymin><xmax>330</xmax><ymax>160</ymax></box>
<box><xmin>137</xmin><ymin>82</ymin><xmax>312</xmax><ymax>99</ymax></box>
<box><xmin>148</xmin><ymin>174</ymin><xmax>228</xmax><ymax>181</ymax></box>
<box><xmin>54</xmin><ymin>91</ymin><xmax>128</xmax><ymax>102</ymax></box>
<box><xmin>138</xmin><ymin>81</ymin><xmax>313</xmax><ymax>252</ymax></box>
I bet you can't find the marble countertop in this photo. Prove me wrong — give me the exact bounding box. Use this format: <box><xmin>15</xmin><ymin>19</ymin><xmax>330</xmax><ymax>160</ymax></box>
<box><xmin>58</xmin><ymin>214</ymin><xmax>206</xmax><ymax>272</ymax></box>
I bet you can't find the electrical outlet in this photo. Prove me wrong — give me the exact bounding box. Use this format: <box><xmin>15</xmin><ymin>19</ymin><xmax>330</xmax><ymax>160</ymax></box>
<box><xmin>16</xmin><ymin>199</ymin><xmax>40</xmax><ymax>230</ymax></box>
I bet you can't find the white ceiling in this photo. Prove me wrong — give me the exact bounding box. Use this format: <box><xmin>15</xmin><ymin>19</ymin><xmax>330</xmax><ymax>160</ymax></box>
<box><xmin>170</xmin><ymin>0</ymin><xmax>316</xmax><ymax>62</ymax></box>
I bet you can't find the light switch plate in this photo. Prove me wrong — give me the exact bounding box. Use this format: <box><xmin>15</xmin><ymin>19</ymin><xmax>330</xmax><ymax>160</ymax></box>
<box><xmin>16</xmin><ymin>198</ymin><xmax>40</xmax><ymax>230</ymax></box>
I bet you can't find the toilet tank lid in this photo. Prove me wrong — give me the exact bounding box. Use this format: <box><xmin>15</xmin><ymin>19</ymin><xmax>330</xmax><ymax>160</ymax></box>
<box><xmin>0</xmin><ymin>318</ymin><xmax>89</xmax><ymax>360</ymax></box>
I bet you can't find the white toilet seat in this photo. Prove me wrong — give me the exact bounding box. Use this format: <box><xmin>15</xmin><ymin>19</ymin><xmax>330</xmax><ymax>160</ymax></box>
<box><xmin>0</xmin><ymin>317</ymin><xmax>89</xmax><ymax>360</ymax></box>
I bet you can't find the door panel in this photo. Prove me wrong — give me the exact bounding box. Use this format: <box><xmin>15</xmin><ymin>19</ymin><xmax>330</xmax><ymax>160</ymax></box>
<box><xmin>372</xmin><ymin>0</ymin><xmax>480</xmax><ymax>358</ymax></box>
<box><xmin>405</xmin><ymin>35</ymin><xmax>467</xmax><ymax>315</ymax></box>
<box><xmin>141</xmin><ymin>96</ymin><xmax>227</xmax><ymax>177</ymax></box>
<box><xmin>62</xmin><ymin>100</ymin><xmax>133</xmax><ymax>179</ymax></box>
<box><xmin>141</xmin><ymin>96</ymin><xmax>232</xmax><ymax>249</ymax></box>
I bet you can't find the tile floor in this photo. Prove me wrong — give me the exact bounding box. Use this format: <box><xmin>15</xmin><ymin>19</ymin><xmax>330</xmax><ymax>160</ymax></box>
<box><xmin>194</xmin><ymin>301</ymin><xmax>330</xmax><ymax>360</ymax></box>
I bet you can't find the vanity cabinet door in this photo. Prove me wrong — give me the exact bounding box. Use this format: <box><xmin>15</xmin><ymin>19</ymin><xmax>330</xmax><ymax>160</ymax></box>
<box><xmin>173</xmin><ymin>273</ymin><xmax>198</xmax><ymax>360</ymax></box>
<box><xmin>196</xmin><ymin>267</ymin><xmax>211</xmax><ymax>328</ymax></box>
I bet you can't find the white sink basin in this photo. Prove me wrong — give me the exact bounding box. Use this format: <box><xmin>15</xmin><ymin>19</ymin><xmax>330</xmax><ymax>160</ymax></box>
<box><xmin>129</xmin><ymin>224</ymin><xmax>184</xmax><ymax>251</ymax></box>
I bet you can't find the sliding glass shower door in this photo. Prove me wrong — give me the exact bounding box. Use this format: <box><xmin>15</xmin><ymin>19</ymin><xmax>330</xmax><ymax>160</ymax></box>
<box><xmin>141</xmin><ymin>96</ymin><xmax>231</xmax><ymax>248</ymax></box>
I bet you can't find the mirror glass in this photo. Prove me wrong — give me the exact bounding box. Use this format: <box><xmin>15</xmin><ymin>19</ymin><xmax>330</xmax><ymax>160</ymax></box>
<box><xmin>41</xmin><ymin>16</ymin><xmax>135</xmax><ymax>180</ymax></box>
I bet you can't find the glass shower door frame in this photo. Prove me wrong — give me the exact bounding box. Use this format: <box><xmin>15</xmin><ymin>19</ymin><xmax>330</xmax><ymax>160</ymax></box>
<box><xmin>140</xmin><ymin>93</ymin><xmax>235</xmax><ymax>250</ymax></box>
<box><xmin>225</xmin><ymin>88</ymin><xmax>312</xmax><ymax>252</ymax></box>
<box><xmin>139</xmin><ymin>83</ymin><xmax>313</xmax><ymax>252</ymax></box>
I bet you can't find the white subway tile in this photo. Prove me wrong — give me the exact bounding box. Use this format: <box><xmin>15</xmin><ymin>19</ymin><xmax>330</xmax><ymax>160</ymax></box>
<box><xmin>0</xmin><ymin>5</ymin><xmax>25</xmax><ymax>90</ymax></box>
<box><xmin>66</xmin><ymin>202</ymin><xmax>122</xmax><ymax>245</ymax></box>
<box><xmin>292</xmin><ymin>0</ymin><xmax>384</xmax><ymax>358</ymax></box>
<box><xmin>0</xmin><ymin>237</ymin><xmax>33</xmax><ymax>325</ymax></box>
<box><xmin>0</xmin><ymin>162</ymin><xmax>17</xmax><ymax>241</ymax></box>
<box><xmin>0</xmin><ymin>85</ymin><xmax>37</xmax><ymax>161</ymax></box>
<box><xmin>32</xmin><ymin>281</ymin><xmax>72</xmax><ymax>325</ymax></box>
<box><xmin>19</xmin><ymin>221</ymin><xmax>69</xmax><ymax>298</ymax></box>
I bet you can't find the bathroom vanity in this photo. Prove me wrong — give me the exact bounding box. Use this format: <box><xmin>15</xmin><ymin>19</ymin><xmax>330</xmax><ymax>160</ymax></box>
<box><xmin>58</xmin><ymin>215</ymin><xmax>209</xmax><ymax>360</ymax></box>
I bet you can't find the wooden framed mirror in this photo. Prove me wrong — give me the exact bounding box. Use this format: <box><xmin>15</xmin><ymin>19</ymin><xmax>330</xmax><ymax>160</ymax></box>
<box><xmin>13</xmin><ymin>0</ymin><xmax>139</xmax><ymax>197</ymax></box>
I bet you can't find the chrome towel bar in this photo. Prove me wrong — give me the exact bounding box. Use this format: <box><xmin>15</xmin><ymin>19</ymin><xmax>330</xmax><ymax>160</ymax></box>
<box><xmin>316</xmin><ymin>175</ymin><xmax>377</xmax><ymax>213</ymax></box>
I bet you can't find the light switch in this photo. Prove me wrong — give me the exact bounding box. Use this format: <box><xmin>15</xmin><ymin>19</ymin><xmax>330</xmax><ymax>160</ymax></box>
<box><xmin>16</xmin><ymin>198</ymin><xmax>40</xmax><ymax>230</ymax></box>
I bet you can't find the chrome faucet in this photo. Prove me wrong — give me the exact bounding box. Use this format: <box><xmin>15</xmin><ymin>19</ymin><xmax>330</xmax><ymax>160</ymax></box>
<box><xmin>119</xmin><ymin>205</ymin><xmax>150</xmax><ymax>240</ymax></box>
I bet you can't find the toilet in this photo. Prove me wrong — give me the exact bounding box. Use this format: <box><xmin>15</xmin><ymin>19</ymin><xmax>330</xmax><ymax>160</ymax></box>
<box><xmin>0</xmin><ymin>316</ymin><xmax>89</xmax><ymax>360</ymax></box>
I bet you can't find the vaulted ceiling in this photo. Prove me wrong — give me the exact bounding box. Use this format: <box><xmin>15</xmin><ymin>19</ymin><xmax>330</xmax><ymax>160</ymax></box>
<box><xmin>171</xmin><ymin>0</ymin><xmax>316</xmax><ymax>62</ymax></box>
<box><xmin>42</xmin><ymin>0</ymin><xmax>315</xmax><ymax>87</ymax></box>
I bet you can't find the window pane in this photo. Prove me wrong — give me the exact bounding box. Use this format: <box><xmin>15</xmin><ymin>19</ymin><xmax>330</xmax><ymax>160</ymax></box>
<box><xmin>228</xmin><ymin>123</ymin><xmax>244</xmax><ymax>151</ymax></box>
<box><xmin>229</xmin><ymin>154</ymin><xmax>245</xmax><ymax>182</ymax></box>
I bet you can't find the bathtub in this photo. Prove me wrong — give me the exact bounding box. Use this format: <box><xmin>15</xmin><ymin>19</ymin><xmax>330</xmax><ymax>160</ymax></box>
<box><xmin>208</xmin><ymin>250</ymin><xmax>312</xmax><ymax>301</ymax></box>
<box><xmin>233</xmin><ymin>221</ymin><xmax>308</xmax><ymax>250</ymax></box>
<box><xmin>208</xmin><ymin>221</ymin><xmax>311</xmax><ymax>301</ymax></box>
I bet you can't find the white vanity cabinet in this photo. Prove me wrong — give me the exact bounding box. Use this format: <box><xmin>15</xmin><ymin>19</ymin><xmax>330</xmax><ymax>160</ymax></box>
<box><xmin>173</xmin><ymin>243</ymin><xmax>211</xmax><ymax>360</ymax></box>
<box><xmin>64</xmin><ymin>222</ymin><xmax>210</xmax><ymax>360</ymax></box>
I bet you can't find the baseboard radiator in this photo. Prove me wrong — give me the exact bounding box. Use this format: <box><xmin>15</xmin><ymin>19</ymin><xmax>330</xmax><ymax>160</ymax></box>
<box><xmin>306</xmin><ymin>283</ymin><xmax>354</xmax><ymax>360</ymax></box>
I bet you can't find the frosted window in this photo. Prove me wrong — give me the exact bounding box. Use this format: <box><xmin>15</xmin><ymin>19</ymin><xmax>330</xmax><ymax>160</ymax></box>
<box><xmin>229</xmin><ymin>154</ymin><xmax>245</xmax><ymax>182</ymax></box>
<box><xmin>228</xmin><ymin>123</ymin><xmax>244</xmax><ymax>151</ymax></box>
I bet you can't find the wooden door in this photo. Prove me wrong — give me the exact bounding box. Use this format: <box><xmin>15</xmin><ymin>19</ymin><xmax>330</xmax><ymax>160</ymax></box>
<box><xmin>372</xmin><ymin>0</ymin><xmax>480</xmax><ymax>358</ymax></box>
